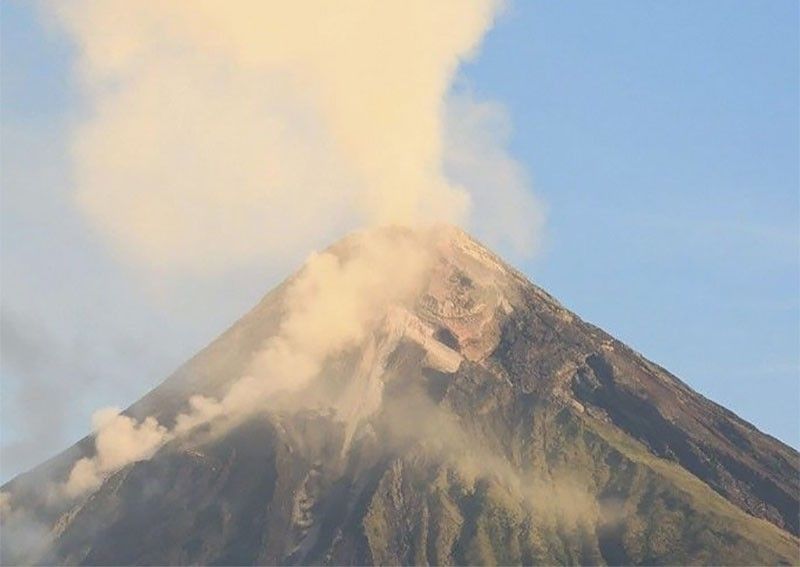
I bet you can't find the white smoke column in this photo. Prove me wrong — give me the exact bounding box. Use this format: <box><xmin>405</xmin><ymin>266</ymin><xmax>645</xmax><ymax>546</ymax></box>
<box><xmin>47</xmin><ymin>1</ymin><xmax>536</xmax><ymax>274</ymax></box>
<box><xmin>48</xmin><ymin>1</ymin><xmax>546</xmax><ymax>500</ymax></box>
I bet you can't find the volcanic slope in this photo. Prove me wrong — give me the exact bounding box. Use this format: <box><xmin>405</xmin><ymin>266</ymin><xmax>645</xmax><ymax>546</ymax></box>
<box><xmin>2</xmin><ymin>227</ymin><xmax>798</xmax><ymax>565</ymax></box>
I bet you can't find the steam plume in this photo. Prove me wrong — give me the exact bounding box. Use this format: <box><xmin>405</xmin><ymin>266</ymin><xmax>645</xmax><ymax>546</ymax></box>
<box><xmin>42</xmin><ymin>1</ymin><xmax>546</xmax><ymax>501</ymax></box>
<box><xmin>51</xmin><ymin>0</ymin><xmax>542</xmax><ymax>273</ymax></box>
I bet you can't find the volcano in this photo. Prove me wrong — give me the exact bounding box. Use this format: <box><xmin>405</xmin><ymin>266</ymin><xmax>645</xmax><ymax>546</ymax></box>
<box><xmin>2</xmin><ymin>226</ymin><xmax>798</xmax><ymax>565</ymax></box>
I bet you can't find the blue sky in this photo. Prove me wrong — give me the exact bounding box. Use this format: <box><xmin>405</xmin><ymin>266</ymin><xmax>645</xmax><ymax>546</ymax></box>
<box><xmin>473</xmin><ymin>1</ymin><xmax>798</xmax><ymax>449</ymax></box>
<box><xmin>1</xmin><ymin>1</ymin><xmax>797</xmax><ymax>482</ymax></box>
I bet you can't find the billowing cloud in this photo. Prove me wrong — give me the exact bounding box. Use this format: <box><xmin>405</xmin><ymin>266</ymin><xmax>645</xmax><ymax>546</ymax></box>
<box><xmin>40</xmin><ymin>1</ymin><xmax>547</xmax><ymax>503</ymax></box>
<box><xmin>50</xmin><ymin>0</ymin><xmax>541</xmax><ymax>274</ymax></box>
<box><xmin>62</xmin><ymin>408</ymin><xmax>169</xmax><ymax>498</ymax></box>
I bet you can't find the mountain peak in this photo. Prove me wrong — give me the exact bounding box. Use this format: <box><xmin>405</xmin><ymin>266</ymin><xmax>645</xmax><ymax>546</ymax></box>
<box><xmin>2</xmin><ymin>227</ymin><xmax>798</xmax><ymax>565</ymax></box>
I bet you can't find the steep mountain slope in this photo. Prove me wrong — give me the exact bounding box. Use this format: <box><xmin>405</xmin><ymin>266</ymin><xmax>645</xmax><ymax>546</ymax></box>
<box><xmin>2</xmin><ymin>226</ymin><xmax>798</xmax><ymax>565</ymax></box>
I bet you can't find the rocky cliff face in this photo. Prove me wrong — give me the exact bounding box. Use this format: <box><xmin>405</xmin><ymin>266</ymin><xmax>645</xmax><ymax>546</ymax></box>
<box><xmin>2</xmin><ymin>227</ymin><xmax>798</xmax><ymax>565</ymax></box>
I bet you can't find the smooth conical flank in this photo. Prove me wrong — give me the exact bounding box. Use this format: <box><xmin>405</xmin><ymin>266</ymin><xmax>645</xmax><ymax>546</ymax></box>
<box><xmin>2</xmin><ymin>226</ymin><xmax>798</xmax><ymax>565</ymax></box>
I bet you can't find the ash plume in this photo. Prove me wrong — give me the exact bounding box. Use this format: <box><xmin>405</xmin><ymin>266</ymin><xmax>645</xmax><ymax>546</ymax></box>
<box><xmin>50</xmin><ymin>0</ymin><xmax>542</xmax><ymax>273</ymax></box>
<box><xmin>6</xmin><ymin>1</ymin><xmax>546</xmax><ymax>525</ymax></box>
<box><xmin>30</xmin><ymin>0</ymin><xmax>546</xmax><ymax>502</ymax></box>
